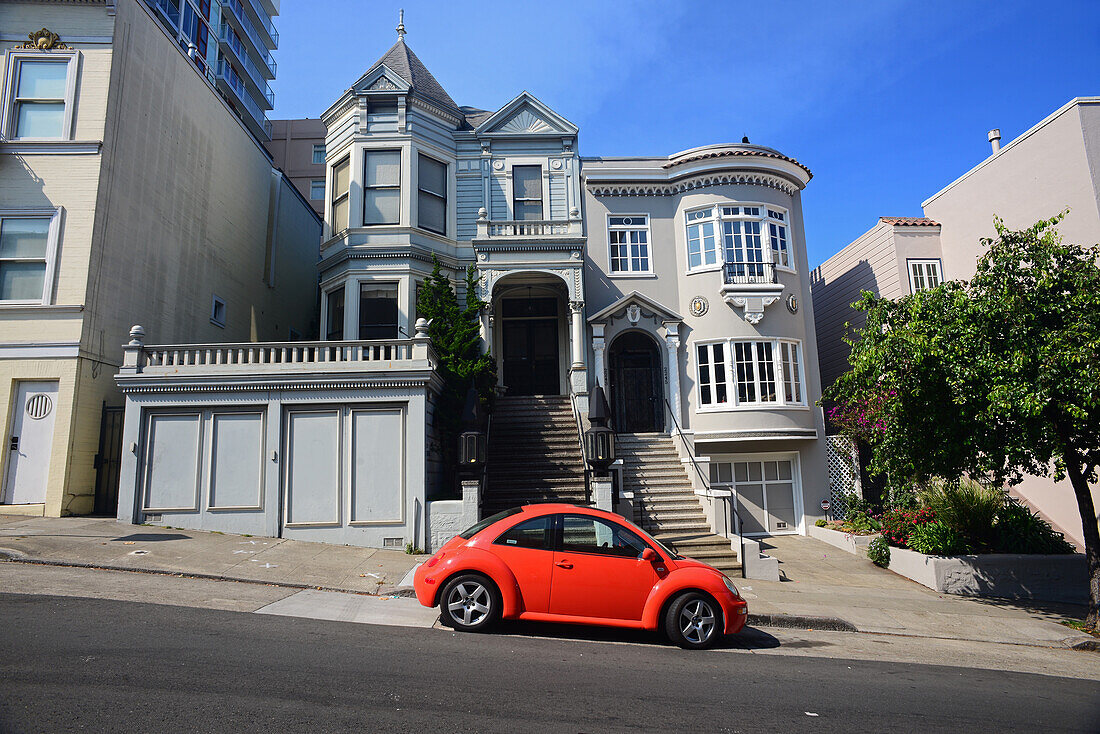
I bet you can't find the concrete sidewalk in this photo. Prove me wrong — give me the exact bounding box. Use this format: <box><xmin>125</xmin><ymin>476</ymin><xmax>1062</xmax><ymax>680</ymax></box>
<box><xmin>0</xmin><ymin>515</ymin><xmax>1095</xmax><ymax>651</ymax></box>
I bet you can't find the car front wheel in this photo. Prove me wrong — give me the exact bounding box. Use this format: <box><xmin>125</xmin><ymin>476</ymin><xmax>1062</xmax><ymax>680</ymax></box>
<box><xmin>439</xmin><ymin>574</ymin><xmax>500</xmax><ymax>632</ymax></box>
<box><xmin>665</xmin><ymin>592</ymin><xmax>722</xmax><ymax>649</ymax></box>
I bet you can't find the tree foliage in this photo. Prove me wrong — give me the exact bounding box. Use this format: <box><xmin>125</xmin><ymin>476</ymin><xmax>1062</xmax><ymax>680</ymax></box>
<box><xmin>822</xmin><ymin>212</ymin><xmax>1100</xmax><ymax>628</ymax></box>
<box><xmin>416</xmin><ymin>257</ymin><xmax>496</xmax><ymax>487</ymax></box>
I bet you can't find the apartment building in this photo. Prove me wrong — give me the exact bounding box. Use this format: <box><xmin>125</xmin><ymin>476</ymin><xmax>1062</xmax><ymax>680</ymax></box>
<box><xmin>0</xmin><ymin>0</ymin><xmax>320</xmax><ymax>519</ymax></box>
<box><xmin>266</xmin><ymin>118</ymin><xmax>326</xmax><ymax>216</ymax></box>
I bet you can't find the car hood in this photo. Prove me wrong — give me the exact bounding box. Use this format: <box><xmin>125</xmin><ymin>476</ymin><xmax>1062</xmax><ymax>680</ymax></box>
<box><xmin>672</xmin><ymin>556</ymin><xmax>723</xmax><ymax>575</ymax></box>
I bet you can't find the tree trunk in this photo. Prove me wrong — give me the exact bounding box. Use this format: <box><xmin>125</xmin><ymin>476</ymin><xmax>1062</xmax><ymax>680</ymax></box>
<box><xmin>1064</xmin><ymin>450</ymin><xmax>1100</xmax><ymax>631</ymax></box>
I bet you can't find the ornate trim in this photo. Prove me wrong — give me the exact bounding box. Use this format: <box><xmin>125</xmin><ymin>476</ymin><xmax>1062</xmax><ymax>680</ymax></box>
<box><xmin>119</xmin><ymin>378</ymin><xmax>433</xmax><ymax>395</ymax></box>
<box><xmin>18</xmin><ymin>29</ymin><xmax>71</xmax><ymax>50</ymax></box>
<box><xmin>694</xmin><ymin>428</ymin><xmax>819</xmax><ymax>441</ymax></box>
<box><xmin>472</xmin><ymin>242</ymin><xmax>584</xmax><ymax>253</ymax></box>
<box><xmin>723</xmin><ymin>294</ymin><xmax>782</xmax><ymax>325</ymax></box>
<box><xmin>587</xmin><ymin>171</ymin><xmax>799</xmax><ymax>197</ymax></box>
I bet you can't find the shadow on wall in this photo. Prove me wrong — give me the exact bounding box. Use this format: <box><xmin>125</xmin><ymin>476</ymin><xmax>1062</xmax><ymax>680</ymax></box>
<box><xmin>809</xmin><ymin>258</ymin><xmax>880</xmax><ymax>399</ymax></box>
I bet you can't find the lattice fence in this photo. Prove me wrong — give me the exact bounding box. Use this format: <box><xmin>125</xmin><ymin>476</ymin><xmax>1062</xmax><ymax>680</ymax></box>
<box><xmin>825</xmin><ymin>434</ymin><xmax>861</xmax><ymax>521</ymax></box>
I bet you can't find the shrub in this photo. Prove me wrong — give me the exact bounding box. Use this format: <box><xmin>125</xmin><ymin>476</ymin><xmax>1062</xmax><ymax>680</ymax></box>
<box><xmin>918</xmin><ymin>477</ymin><xmax>1005</xmax><ymax>552</ymax></box>
<box><xmin>815</xmin><ymin>518</ymin><xmax>827</xmax><ymax>527</ymax></box>
<box><xmin>909</xmin><ymin>520</ymin><xmax>967</xmax><ymax>556</ymax></box>
<box><xmin>845</xmin><ymin>510</ymin><xmax>881</xmax><ymax>535</ymax></box>
<box><xmin>845</xmin><ymin>495</ymin><xmax>873</xmax><ymax>517</ymax></box>
<box><xmin>867</xmin><ymin>537</ymin><xmax>890</xmax><ymax>567</ymax></box>
<box><xmin>878</xmin><ymin>506</ymin><xmax>935</xmax><ymax>547</ymax></box>
<box><xmin>993</xmin><ymin>501</ymin><xmax>1075</xmax><ymax>555</ymax></box>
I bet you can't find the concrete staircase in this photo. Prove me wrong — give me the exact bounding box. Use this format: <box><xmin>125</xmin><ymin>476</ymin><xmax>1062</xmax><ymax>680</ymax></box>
<box><xmin>483</xmin><ymin>395</ymin><xmax>588</xmax><ymax>516</ymax></box>
<box><xmin>618</xmin><ymin>433</ymin><xmax>741</xmax><ymax>573</ymax></box>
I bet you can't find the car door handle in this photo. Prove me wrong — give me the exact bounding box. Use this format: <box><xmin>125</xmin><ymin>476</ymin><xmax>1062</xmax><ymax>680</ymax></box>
<box><xmin>555</xmin><ymin>560</ymin><xmax>573</xmax><ymax>569</ymax></box>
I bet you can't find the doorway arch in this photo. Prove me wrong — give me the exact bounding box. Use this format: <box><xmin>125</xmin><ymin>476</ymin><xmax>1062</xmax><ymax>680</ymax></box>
<box><xmin>607</xmin><ymin>331</ymin><xmax>664</xmax><ymax>433</ymax></box>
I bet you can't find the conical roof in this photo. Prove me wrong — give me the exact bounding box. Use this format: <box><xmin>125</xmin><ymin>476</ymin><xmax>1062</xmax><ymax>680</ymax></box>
<box><xmin>372</xmin><ymin>39</ymin><xmax>458</xmax><ymax>111</ymax></box>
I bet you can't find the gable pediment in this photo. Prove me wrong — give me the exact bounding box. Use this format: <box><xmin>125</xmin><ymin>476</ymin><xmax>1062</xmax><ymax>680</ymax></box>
<box><xmin>476</xmin><ymin>92</ymin><xmax>579</xmax><ymax>137</ymax></box>
<box><xmin>352</xmin><ymin>64</ymin><xmax>411</xmax><ymax>95</ymax></box>
<box><xmin>588</xmin><ymin>291</ymin><xmax>683</xmax><ymax>325</ymax></box>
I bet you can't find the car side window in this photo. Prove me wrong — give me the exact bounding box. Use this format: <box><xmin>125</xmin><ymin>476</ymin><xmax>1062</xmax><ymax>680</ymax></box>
<box><xmin>494</xmin><ymin>516</ymin><xmax>553</xmax><ymax>551</ymax></box>
<box><xmin>560</xmin><ymin>515</ymin><xmax>650</xmax><ymax>558</ymax></box>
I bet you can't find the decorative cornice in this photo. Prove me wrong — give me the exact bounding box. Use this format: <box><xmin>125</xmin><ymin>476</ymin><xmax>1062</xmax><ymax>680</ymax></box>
<box><xmin>319</xmin><ymin>247</ymin><xmax>460</xmax><ymax>272</ymax></box>
<box><xmin>406</xmin><ymin>95</ymin><xmax>463</xmax><ymax>126</ymax></box>
<box><xmin>118</xmin><ymin>378</ymin><xmax>434</xmax><ymax>395</ymax></box>
<box><xmin>587</xmin><ymin>171</ymin><xmax>799</xmax><ymax>197</ymax></box>
<box><xmin>472</xmin><ymin>241</ymin><xmax>584</xmax><ymax>253</ymax></box>
<box><xmin>663</xmin><ymin>147</ymin><xmax>812</xmax><ymax>177</ymax></box>
<box><xmin>694</xmin><ymin>428</ymin><xmax>819</xmax><ymax>441</ymax></box>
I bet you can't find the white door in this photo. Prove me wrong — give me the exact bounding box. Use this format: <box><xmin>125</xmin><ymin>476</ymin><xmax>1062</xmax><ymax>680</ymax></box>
<box><xmin>3</xmin><ymin>381</ymin><xmax>59</xmax><ymax>505</ymax></box>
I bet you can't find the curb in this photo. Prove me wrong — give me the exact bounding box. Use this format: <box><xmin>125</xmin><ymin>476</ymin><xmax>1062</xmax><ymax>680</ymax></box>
<box><xmin>2</xmin><ymin>556</ymin><xmax>417</xmax><ymax>598</ymax></box>
<box><xmin>1063</xmin><ymin>636</ymin><xmax>1100</xmax><ymax>652</ymax></box>
<box><xmin>747</xmin><ymin>613</ymin><xmax>858</xmax><ymax>633</ymax></box>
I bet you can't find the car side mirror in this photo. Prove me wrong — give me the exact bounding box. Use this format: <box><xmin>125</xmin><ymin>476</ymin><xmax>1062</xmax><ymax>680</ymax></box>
<box><xmin>641</xmin><ymin>547</ymin><xmax>658</xmax><ymax>562</ymax></box>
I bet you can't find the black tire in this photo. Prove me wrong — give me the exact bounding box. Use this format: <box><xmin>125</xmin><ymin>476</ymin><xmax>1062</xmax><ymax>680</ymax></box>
<box><xmin>664</xmin><ymin>592</ymin><xmax>723</xmax><ymax>650</ymax></box>
<box><xmin>438</xmin><ymin>573</ymin><xmax>501</xmax><ymax>632</ymax></box>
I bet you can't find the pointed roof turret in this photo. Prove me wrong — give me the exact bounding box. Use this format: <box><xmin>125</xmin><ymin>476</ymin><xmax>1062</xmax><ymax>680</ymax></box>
<box><xmin>367</xmin><ymin>31</ymin><xmax>458</xmax><ymax>112</ymax></box>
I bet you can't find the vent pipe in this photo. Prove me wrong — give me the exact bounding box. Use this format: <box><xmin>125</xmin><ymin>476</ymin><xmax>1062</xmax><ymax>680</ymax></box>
<box><xmin>988</xmin><ymin>129</ymin><xmax>1001</xmax><ymax>153</ymax></box>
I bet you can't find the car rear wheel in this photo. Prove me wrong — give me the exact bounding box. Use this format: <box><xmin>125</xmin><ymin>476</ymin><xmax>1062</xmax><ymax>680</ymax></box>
<box><xmin>665</xmin><ymin>592</ymin><xmax>722</xmax><ymax>649</ymax></box>
<box><xmin>439</xmin><ymin>574</ymin><xmax>500</xmax><ymax>632</ymax></box>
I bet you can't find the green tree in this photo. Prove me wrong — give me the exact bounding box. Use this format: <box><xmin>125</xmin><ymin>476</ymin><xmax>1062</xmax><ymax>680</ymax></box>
<box><xmin>416</xmin><ymin>256</ymin><xmax>496</xmax><ymax>488</ymax></box>
<box><xmin>823</xmin><ymin>213</ymin><xmax>1100</xmax><ymax>629</ymax></box>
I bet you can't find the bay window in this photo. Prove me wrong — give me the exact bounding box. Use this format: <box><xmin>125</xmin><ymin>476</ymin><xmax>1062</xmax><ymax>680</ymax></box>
<box><xmin>325</xmin><ymin>286</ymin><xmax>345</xmax><ymax>340</ymax></box>
<box><xmin>417</xmin><ymin>154</ymin><xmax>446</xmax><ymax>235</ymax></box>
<box><xmin>358</xmin><ymin>283</ymin><xmax>399</xmax><ymax>339</ymax></box>
<box><xmin>364</xmin><ymin>150</ymin><xmax>401</xmax><ymax>225</ymax></box>
<box><xmin>685</xmin><ymin>204</ymin><xmax>795</xmax><ymax>274</ymax></box>
<box><xmin>608</xmin><ymin>215</ymin><xmax>651</xmax><ymax>273</ymax></box>
<box><xmin>330</xmin><ymin>156</ymin><xmax>350</xmax><ymax>233</ymax></box>
<box><xmin>694</xmin><ymin>338</ymin><xmax>806</xmax><ymax>409</ymax></box>
<box><xmin>686</xmin><ymin>208</ymin><xmax>719</xmax><ymax>269</ymax></box>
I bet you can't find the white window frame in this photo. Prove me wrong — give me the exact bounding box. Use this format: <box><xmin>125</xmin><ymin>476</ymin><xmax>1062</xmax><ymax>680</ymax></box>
<box><xmin>0</xmin><ymin>208</ymin><xmax>63</xmax><ymax>306</ymax></box>
<box><xmin>329</xmin><ymin>155</ymin><xmax>351</xmax><ymax>235</ymax></box>
<box><xmin>508</xmin><ymin>161</ymin><xmax>548</xmax><ymax>221</ymax></box>
<box><xmin>312</xmin><ymin>144</ymin><xmax>326</xmax><ymax>164</ymax></box>
<box><xmin>907</xmin><ymin>258</ymin><xmax>943</xmax><ymax>293</ymax></box>
<box><xmin>415</xmin><ymin>152</ymin><xmax>447</xmax><ymax>236</ymax></box>
<box><xmin>2</xmin><ymin>51</ymin><xmax>80</xmax><ymax>141</ymax></box>
<box><xmin>685</xmin><ymin>203</ymin><xmax>796</xmax><ymax>275</ymax></box>
<box><xmin>210</xmin><ymin>294</ymin><xmax>226</xmax><ymax>328</ymax></box>
<box><xmin>685</xmin><ymin>206</ymin><xmax>720</xmax><ymax>272</ymax></box>
<box><xmin>693</xmin><ymin>337</ymin><xmax>808</xmax><ymax>411</ymax></box>
<box><xmin>362</xmin><ymin>148</ymin><xmax>401</xmax><ymax>227</ymax></box>
<box><xmin>606</xmin><ymin>214</ymin><xmax>653</xmax><ymax>275</ymax></box>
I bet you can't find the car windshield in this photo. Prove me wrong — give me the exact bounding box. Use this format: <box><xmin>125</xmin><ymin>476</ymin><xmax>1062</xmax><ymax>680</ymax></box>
<box><xmin>457</xmin><ymin>507</ymin><xmax>522</xmax><ymax>539</ymax></box>
<box><xmin>633</xmin><ymin>527</ymin><xmax>681</xmax><ymax>559</ymax></box>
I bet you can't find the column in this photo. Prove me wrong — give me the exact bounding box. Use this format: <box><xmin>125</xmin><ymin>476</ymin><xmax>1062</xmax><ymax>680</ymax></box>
<box><xmin>592</xmin><ymin>323</ymin><xmax>606</xmax><ymax>388</ymax></box>
<box><xmin>569</xmin><ymin>300</ymin><xmax>585</xmax><ymax>368</ymax></box>
<box><xmin>664</xmin><ymin>322</ymin><xmax>682</xmax><ymax>430</ymax></box>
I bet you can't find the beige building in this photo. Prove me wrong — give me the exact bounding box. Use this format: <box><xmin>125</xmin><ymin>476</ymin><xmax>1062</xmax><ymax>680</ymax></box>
<box><xmin>266</xmin><ymin>118</ymin><xmax>327</xmax><ymax>216</ymax></box>
<box><xmin>811</xmin><ymin>97</ymin><xmax>1100</xmax><ymax>548</ymax></box>
<box><xmin>0</xmin><ymin>0</ymin><xmax>320</xmax><ymax>519</ymax></box>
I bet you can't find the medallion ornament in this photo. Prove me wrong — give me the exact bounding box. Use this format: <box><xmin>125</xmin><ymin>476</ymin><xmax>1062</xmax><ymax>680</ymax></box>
<box><xmin>19</xmin><ymin>29</ymin><xmax>71</xmax><ymax>50</ymax></box>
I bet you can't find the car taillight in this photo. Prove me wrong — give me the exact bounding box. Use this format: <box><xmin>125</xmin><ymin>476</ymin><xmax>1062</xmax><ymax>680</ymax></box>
<box><xmin>426</xmin><ymin>552</ymin><xmax>445</xmax><ymax>568</ymax></box>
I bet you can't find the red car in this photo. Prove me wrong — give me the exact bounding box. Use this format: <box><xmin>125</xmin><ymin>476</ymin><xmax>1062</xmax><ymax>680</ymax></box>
<box><xmin>413</xmin><ymin>503</ymin><xmax>747</xmax><ymax>649</ymax></box>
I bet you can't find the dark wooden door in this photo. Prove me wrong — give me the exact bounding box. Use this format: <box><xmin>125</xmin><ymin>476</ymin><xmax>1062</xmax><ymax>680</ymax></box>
<box><xmin>503</xmin><ymin>319</ymin><xmax>560</xmax><ymax>395</ymax></box>
<box><xmin>610</xmin><ymin>333</ymin><xmax>663</xmax><ymax>433</ymax></box>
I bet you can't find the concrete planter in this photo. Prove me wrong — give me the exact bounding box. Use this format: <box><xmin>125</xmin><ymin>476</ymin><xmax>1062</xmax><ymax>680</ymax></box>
<box><xmin>808</xmin><ymin>523</ymin><xmax>878</xmax><ymax>556</ymax></box>
<box><xmin>887</xmin><ymin>546</ymin><xmax>1088</xmax><ymax>604</ymax></box>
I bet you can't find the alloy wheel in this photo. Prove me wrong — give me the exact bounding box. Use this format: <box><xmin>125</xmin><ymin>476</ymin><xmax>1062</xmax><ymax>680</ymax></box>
<box><xmin>679</xmin><ymin>599</ymin><xmax>716</xmax><ymax>644</ymax></box>
<box><xmin>446</xmin><ymin>581</ymin><xmax>492</xmax><ymax>627</ymax></box>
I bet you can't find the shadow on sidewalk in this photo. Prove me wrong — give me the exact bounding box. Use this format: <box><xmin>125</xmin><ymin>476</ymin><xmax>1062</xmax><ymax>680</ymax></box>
<box><xmin>488</xmin><ymin>619</ymin><xmax>785</xmax><ymax>651</ymax></box>
<box><xmin>113</xmin><ymin>533</ymin><xmax>192</xmax><ymax>543</ymax></box>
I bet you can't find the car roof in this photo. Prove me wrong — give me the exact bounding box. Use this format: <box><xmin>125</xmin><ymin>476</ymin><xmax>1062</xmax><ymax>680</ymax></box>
<box><xmin>518</xmin><ymin>503</ymin><xmax>621</xmax><ymax>520</ymax></box>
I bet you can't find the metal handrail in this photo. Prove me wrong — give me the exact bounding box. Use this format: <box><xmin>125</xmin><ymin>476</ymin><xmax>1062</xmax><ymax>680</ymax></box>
<box><xmin>664</xmin><ymin>397</ymin><xmax>746</xmax><ymax>577</ymax></box>
<box><xmin>570</xmin><ymin>392</ymin><xmax>592</xmax><ymax>506</ymax></box>
<box><xmin>723</xmin><ymin>261</ymin><xmax>777</xmax><ymax>285</ymax></box>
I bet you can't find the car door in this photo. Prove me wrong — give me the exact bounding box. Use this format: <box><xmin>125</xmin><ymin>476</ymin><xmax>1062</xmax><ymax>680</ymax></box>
<box><xmin>549</xmin><ymin>514</ymin><xmax>661</xmax><ymax>621</ymax></box>
<box><xmin>489</xmin><ymin>514</ymin><xmax>556</xmax><ymax>614</ymax></box>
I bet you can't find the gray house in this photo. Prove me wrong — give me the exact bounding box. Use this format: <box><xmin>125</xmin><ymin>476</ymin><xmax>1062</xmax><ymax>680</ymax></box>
<box><xmin>114</xmin><ymin>30</ymin><xmax>831</xmax><ymax>563</ymax></box>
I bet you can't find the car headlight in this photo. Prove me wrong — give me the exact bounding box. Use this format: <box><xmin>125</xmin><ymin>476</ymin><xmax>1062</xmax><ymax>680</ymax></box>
<box><xmin>722</xmin><ymin>575</ymin><xmax>739</xmax><ymax>597</ymax></box>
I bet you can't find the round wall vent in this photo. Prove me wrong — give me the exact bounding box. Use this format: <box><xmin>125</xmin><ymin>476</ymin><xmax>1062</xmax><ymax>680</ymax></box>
<box><xmin>26</xmin><ymin>393</ymin><xmax>53</xmax><ymax>420</ymax></box>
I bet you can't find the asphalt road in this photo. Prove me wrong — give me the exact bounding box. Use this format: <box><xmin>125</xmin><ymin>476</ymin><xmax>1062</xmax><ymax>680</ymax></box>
<box><xmin>0</xmin><ymin>593</ymin><xmax>1097</xmax><ymax>733</ymax></box>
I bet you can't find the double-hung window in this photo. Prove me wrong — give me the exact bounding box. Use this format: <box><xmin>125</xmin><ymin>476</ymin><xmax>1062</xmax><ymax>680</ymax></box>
<box><xmin>607</xmin><ymin>215</ymin><xmax>650</xmax><ymax>273</ymax></box>
<box><xmin>512</xmin><ymin>166</ymin><xmax>543</xmax><ymax>220</ymax></box>
<box><xmin>0</xmin><ymin>211</ymin><xmax>60</xmax><ymax>304</ymax></box>
<box><xmin>695</xmin><ymin>338</ymin><xmax>806</xmax><ymax>409</ymax></box>
<box><xmin>908</xmin><ymin>259</ymin><xmax>943</xmax><ymax>293</ymax></box>
<box><xmin>330</xmin><ymin>156</ymin><xmax>350</xmax><ymax>232</ymax></box>
<box><xmin>309</xmin><ymin>179</ymin><xmax>325</xmax><ymax>200</ymax></box>
<box><xmin>686</xmin><ymin>208</ymin><xmax>719</xmax><ymax>269</ymax></box>
<box><xmin>358</xmin><ymin>283</ymin><xmax>399</xmax><ymax>339</ymax></box>
<box><xmin>6</xmin><ymin>56</ymin><xmax>76</xmax><ymax>140</ymax></box>
<box><xmin>686</xmin><ymin>204</ymin><xmax>794</xmax><ymax>275</ymax></box>
<box><xmin>325</xmin><ymin>286</ymin><xmax>345</xmax><ymax>340</ymax></box>
<box><xmin>364</xmin><ymin>150</ymin><xmax>401</xmax><ymax>225</ymax></box>
<box><xmin>417</xmin><ymin>154</ymin><xmax>446</xmax><ymax>235</ymax></box>
<box><xmin>312</xmin><ymin>144</ymin><xmax>326</xmax><ymax>164</ymax></box>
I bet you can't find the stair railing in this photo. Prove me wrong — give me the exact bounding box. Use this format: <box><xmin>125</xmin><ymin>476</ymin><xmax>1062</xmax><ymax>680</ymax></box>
<box><xmin>569</xmin><ymin>392</ymin><xmax>592</xmax><ymax>506</ymax></box>
<box><xmin>664</xmin><ymin>397</ymin><xmax>747</xmax><ymax>578</ymax></box>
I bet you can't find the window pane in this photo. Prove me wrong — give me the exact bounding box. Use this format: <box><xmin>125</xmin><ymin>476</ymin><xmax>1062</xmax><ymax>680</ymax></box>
<box><xmin>0</xmin><ymin>218</ymin><xmax>49</xmax><ymax>258</ymax></box>
<box><xmin>312</xmin><ymin>145</ymin><xmax>325</xmax><ymax>164</ymax></box>
<box><xmin>309</xmin><ymin>180</ymin><xmax>325</xmax><ymax>199</ymax></box>
<box><xmin>18</xmin><ymin>61</ymin><xmax>68</xmax><ymax>98</ymax></box>
<box><xmin>333</xmin><ymin>158</ymin><xmax>350</xmax><ymax>195</ymax></box>
<box><xmin>495</xmin><ymin>516</ymin><xmax>552</xmax><ymax>550</ymax></box>
<box><xmin>757</xmin><ymin>342</ymin><xmax>777</xmax><ymax>402</ymax></box>
<box><xmin>15</xmin><ymin>102</ymin><xmax>64</xmax><ymax>138</ymax></box>
<box><xmin>734</xmin><ymin>342</ymin><xmax>756</xmax><ymax>403</ymax></box>
<box><xmin>418</xmin><ymin>192</ymin><xmax>445</xmax><ymax>233</ymax></box>
<box><xmin>0</xmin><ymin>262</ymin><xmax>45</xmax><ymax>301</ymax></box>
<box><xmin>359</xmin><ymin>284</ymin><xmax>398</xmax><ymax>339</ymax></box>
<box><xmin>712</xmin><ymin>343</ymin><xmax>727</xmax><ymax>403</ymax></box>
<box><xmin>332</xmin><ymin>196</ymin><xmax>349</xmax><ymax>231</ymax></box>
<box><xmin>561</xmin><ymin>515</ymin><xmax>647</xmax><ymax>558</ymax></box>
<box><xmin>418</xmin><ymin>155</ymin><xmax>446</xmax><ymax>197</ymax></box>
<box><xmin>326</xmin><ymin>287</ymin><xmax>344</xmax><ymax>340</ymax></box>
<box><xmin>366</xmin><ymin>151</ymin><xmax>401</xmax><ymax>187</ymax></box>
<box><xmin>513</xmin><ymin>165</ymin><xmax>542</xmax><ymax>199</ymax></box>
<box><xmin>364</xmin><ymin>189</ymin><xmax>400</xmax><ymax>224</ymax></box>
<box><xmin>513</xmin><ymin>201</ymin><xmax>543</xmax><ymax>221</ymax></box>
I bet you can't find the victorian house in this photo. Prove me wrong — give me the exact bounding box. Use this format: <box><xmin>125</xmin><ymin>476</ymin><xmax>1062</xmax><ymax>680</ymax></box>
<box><xmin>111</xmin><ymin>28</ymin><xmax>830</xmax><ymax>564</ymax></box>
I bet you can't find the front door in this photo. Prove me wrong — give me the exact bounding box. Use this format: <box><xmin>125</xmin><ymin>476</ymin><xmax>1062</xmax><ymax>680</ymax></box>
<box><xmin>501</xmin><ymin>297</ymin><xmax>560</xmax><ymax>396</ymax></box>
<box><xmin>549</xmin><ymin>513</ymin><xmax>660</xmax><ymax>621</ymax></box>
<box><xmin>609</xmin><ymin>332</ymin><xmax>663</xmax><ymax>433</ymax></box>
<box><xmin>3</xmin><ymin>381</ymin><xmax>59</xmax><ymax>505</ymax></box>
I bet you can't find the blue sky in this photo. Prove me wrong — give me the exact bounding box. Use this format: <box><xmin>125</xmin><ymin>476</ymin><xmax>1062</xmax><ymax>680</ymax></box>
<box><xmin>272</xmin><ymin>1</ymin><xmax>1099</xmax><ymax>267</ymax></box>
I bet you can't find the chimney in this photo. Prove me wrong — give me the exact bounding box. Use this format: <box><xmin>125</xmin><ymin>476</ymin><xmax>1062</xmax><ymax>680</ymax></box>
<box><xmin>988</xmin><ymin>129</ymin><xmax>1001</xmax><ymax>153</ymax></box>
